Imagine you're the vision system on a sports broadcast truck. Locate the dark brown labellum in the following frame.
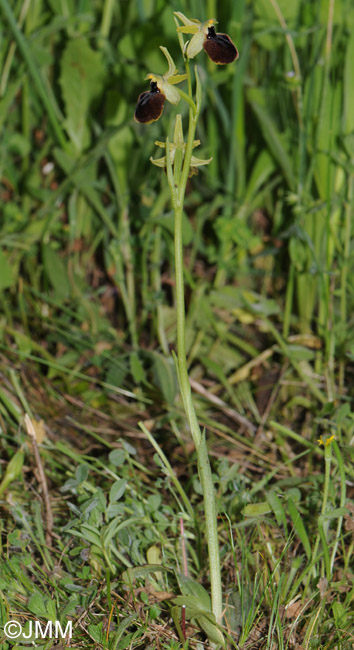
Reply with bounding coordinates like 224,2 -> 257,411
134,81 -> 165,124
203,25 -> 239,64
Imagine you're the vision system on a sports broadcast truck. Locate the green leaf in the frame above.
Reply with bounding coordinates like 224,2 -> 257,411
150,352 -> 177,404
242,501 -> 272,517
130,352 -> 146,385
0,249 -> 15,291
344,30 -> 354,137
172,596 -> 224,646
109,479 -> 127,503
319,507 -> 348,521
60,38 -> 105,153
46,599 -> 57,622
75,464 -> 89,483
332,601 -> 347,627
0,449 -> 25,498
122,564 -> 174,584
244,149 -> 275,202
196,612 -> 225,646
71,524 -> 101,547
42,244 -> 71,300
289,237 -> 312,272
247,87 -> 295,190
104,517 -> 138,547
287,497 -> 311,559
314,80 -> 342,199
287,345 -> 315,362
88,623 -> 104,643
28,593 -> 46,617
266,490 -> 288,533
108,449 -> 126,467
176,575 -> 212,612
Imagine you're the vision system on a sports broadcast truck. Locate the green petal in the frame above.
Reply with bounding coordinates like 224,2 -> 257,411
176,25 -> 199,34
173,114 -> 184,148
154,140 -> 167,149
174,12 -> 200,26
186,32 -> 205,59
150,156 -> 167,167
168,74 -> 188,85
150,147 -> 176,166
190,155 -> 213,166
160,80 -> 180,105
159,46 -> 177,78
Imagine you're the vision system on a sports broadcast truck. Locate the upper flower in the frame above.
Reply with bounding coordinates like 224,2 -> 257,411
174,12 -> 239,64
134,47 -> 187,124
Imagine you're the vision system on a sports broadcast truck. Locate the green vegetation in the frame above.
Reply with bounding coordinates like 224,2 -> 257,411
0,0 -> 353,648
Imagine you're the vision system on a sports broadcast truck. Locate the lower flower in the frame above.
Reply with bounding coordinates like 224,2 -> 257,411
134,81 -> 165,124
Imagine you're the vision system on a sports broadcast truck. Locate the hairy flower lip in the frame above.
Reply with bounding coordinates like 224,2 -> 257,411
134,80 -> 165,124
203,25 -> 239,64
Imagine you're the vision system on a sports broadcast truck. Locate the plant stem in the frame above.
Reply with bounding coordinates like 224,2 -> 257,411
330,441 -> 346,574
168,60 -> 223,627
100,0 -> 115,39
304,439 -> 333,596
339,174 -> 353,390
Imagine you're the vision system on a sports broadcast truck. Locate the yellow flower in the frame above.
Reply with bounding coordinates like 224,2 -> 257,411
317,435 -> 336,446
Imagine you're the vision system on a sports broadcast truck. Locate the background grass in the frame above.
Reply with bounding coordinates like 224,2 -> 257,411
0,0 -> 354,648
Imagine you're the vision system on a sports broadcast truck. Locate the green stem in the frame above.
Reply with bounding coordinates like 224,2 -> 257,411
100,0 -> 115,39
330,441 -> 346,574
0,0 -> 31,96
304,439 -> 333,595
167,60 -> 223,627
139,421 -> 194,520
152,226 -> 169,356
283,262 -> 295,339
176,87 -> 197,114
339,174 -> 353,390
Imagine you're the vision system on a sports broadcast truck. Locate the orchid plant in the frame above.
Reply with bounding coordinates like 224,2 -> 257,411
135,12 -> 238,646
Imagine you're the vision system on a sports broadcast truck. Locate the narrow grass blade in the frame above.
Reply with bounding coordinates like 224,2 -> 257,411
0,0 -> 68,150
287,497 -> 311,560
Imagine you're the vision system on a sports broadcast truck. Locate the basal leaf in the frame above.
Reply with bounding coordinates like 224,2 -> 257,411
176,574 -> 212,612
60,38 -> 105,153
